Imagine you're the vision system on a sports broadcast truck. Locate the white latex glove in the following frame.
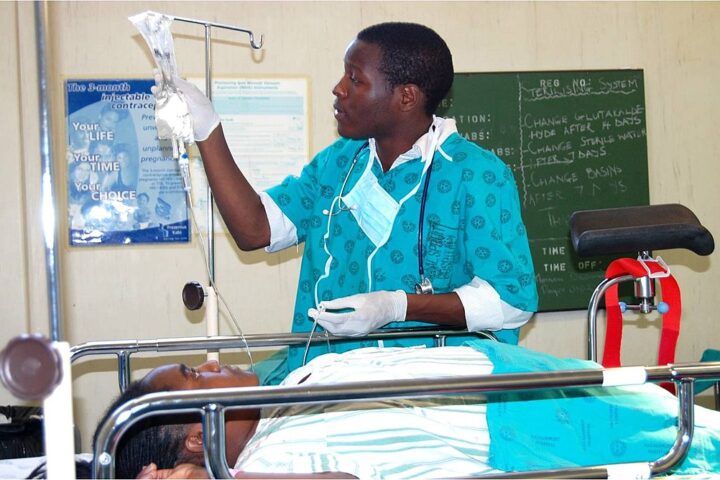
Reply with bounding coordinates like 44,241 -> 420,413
308,290 -> 407,337
151,71 -> 220,142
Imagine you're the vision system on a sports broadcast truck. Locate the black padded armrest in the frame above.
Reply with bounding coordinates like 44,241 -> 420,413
570,203 -> 715,257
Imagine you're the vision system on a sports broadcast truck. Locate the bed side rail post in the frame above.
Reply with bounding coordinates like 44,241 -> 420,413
117,351 -> 131,392
587,275 -> 633,361
203,403 -> 233,479
650,377 -> 695,474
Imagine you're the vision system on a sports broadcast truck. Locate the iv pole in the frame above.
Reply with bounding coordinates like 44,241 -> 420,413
171,15 -> 263,360
37,1 -> 76,477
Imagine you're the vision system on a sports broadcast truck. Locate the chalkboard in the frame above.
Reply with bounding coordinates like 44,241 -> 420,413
437,70 -> 649,311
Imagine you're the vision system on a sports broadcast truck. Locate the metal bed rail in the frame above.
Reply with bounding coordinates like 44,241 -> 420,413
93,360 -> 720,479
70,327 -> 495,391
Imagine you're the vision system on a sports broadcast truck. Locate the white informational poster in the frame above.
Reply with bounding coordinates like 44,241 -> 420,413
188,77 -> 310,232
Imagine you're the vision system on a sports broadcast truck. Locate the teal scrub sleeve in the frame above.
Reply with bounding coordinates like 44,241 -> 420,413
265,151 -> 323,244
461,150 -> 538,314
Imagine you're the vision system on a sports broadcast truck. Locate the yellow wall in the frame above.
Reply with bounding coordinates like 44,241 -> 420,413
2,1 -> 719,450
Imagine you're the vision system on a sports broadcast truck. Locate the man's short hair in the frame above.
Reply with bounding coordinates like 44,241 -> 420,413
357,22 -> 454,115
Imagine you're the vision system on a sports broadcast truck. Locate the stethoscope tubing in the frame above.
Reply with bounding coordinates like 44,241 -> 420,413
417,155 -> 433,280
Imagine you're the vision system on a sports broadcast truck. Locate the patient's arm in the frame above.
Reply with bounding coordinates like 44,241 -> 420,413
235,471 -> 357,479
136,463 -> 204,479
136,462 -> 357,479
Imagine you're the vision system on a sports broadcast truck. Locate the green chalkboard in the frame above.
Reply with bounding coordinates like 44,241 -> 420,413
438,70 -> 649,311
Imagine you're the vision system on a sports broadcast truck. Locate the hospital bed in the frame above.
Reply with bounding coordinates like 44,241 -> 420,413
0,344 -> 720,478
75,331 -> 719,479
11,326 -> 709,478
4,327 -> 720,479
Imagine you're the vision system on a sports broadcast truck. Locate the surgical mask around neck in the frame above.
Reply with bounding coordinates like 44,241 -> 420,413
341,167 -> 400,247
342,122 -> 442,248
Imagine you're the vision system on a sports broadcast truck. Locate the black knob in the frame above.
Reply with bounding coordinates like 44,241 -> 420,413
182,281 -> 206,310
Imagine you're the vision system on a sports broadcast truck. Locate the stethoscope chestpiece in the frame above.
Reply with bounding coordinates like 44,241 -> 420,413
415,277 -> 434,295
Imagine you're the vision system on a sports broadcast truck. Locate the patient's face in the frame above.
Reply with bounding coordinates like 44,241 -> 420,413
143,360 -> 259,391
142,360 -> 260,464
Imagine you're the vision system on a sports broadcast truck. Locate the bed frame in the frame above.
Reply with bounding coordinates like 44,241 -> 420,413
70,329 -> 720,479
70,326 -> 494,392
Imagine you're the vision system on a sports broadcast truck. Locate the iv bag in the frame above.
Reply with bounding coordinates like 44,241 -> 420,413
129,11 -> 194,143
129,11 -> 178,89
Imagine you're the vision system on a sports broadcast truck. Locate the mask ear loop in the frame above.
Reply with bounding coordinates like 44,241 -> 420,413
304,194 -> 343,365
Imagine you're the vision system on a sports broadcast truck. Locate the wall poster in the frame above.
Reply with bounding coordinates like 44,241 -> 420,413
65,78 -> 189,246
186,77 -> 310,232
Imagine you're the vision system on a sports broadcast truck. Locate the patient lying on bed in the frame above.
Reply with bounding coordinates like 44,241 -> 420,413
86,341 -> 720,479
95,346 -> 497,479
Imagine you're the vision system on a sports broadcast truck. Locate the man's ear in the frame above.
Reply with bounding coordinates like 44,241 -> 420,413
397,84 -> 425,113
184,423 -> 205,455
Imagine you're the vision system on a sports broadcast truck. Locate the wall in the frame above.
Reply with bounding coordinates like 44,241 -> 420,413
2,1 -> 719,451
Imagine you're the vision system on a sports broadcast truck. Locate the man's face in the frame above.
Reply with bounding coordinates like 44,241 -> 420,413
332,39 -> 398,140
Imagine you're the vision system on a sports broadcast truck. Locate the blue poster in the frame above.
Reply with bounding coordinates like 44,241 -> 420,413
65,79 -> 189,246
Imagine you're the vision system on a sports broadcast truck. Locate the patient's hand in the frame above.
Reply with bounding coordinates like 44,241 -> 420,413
136,462 -> 358,479
136,463 -> 209,479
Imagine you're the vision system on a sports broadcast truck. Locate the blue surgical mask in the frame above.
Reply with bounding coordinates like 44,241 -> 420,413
343,123 -> 442,249
342,165 -> 400,247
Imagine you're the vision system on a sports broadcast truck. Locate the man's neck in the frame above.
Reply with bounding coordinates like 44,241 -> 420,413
374,116 -> 433,171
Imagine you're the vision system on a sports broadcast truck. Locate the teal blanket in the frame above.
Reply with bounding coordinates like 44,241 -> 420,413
464,340 -> 720,475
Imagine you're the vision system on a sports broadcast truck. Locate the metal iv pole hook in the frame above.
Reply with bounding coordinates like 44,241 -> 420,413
171,15 -> 264,49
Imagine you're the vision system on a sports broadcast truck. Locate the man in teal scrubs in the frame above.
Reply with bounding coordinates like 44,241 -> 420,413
154,22 -> 538,380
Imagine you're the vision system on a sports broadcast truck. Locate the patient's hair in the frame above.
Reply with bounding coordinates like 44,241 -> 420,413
357,22 -> 454,116
26,380 -> 194,479
92,379 -> 197,478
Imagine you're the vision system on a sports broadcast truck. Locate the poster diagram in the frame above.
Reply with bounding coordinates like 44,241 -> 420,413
186,77 -> 309,233
65,79 -> 189,246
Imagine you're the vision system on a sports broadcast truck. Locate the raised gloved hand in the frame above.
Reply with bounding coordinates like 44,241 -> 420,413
151,71 -> 220,142
308,290 -> 407,337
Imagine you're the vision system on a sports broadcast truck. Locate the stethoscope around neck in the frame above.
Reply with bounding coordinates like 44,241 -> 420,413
326,140 -> 436,296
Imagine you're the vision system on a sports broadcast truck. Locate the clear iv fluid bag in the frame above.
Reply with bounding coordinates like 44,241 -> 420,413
129,11 -> 194,143
129,11 -> 178,87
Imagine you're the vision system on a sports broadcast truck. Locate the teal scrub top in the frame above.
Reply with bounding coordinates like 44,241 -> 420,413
264,133 -> 538,376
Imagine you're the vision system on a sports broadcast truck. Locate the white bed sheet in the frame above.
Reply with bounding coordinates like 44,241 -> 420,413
0,453 -> 92,479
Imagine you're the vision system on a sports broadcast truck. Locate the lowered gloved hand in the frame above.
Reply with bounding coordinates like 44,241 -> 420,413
308,290 -> 407,337
151,71 -> 220,142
